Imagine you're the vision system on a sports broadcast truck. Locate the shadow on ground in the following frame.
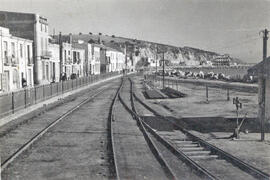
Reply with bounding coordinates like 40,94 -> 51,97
142,115 -> 270,135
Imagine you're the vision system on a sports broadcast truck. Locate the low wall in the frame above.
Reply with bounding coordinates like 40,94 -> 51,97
0,72 -> 120,119
147,75 -> 258,93
175,66 -> 251,78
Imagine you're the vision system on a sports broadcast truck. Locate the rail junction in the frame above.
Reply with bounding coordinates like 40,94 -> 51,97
0,75 -> 269,180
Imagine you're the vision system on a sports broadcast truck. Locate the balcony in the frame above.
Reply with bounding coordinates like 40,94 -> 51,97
3,56 -> 14,66
41,50 -> 52,59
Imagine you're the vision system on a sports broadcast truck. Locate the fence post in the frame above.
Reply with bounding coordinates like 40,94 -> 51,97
206,85 -> 209,103
43,85 -> 45,100
24,88 -> 27,108
50,83 -> 53,97
227,89 -> 230,101
62,81 -> 64,94
11,92 -> 15,114
177,80 -> 178,91
56,82 -> 59,95
34,87 -> 37,104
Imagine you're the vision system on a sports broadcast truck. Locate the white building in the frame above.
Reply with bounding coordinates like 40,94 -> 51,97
0,26 -> 34,92
72,40 -> 92,76
62,42 -> 72,79
92,45 -> 101,75
106,48 -> 125,73
71,47 -> 84,78
48,42 -> 60,82
0,11 -> 51,85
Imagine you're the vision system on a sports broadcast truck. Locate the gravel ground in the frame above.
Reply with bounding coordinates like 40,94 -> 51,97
1,79 -> 120,180
132,75 -> 270,178
152,80 -> 258,118
112,79 -> 169,179
134,97 -> 202,180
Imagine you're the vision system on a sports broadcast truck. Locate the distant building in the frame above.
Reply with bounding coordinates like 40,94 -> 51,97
212,55 -> 231,66
106,47 -> 125,73
248,57 -> 270,123
71,47 -> 84,78
0,26 -> 34,92
0,11 -> 51,85
48,40 -> 60,82
71,39 -> 92,76
92,45 -> 101,75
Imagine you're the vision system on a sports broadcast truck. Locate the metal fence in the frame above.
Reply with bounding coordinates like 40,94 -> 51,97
0,72 -> 120,118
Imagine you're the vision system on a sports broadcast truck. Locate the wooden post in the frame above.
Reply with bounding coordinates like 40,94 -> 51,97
24,88 -> 27,108
260,78 -> 266,141
206,85 -> 209,103
62,81 -> 64,94
34,87 -> 37,104
177,80 -> 179,91
11,92 -> 14,114
227,89 -> 230,101
56,82 -> 59,95
50,83 -> 53,97
43,85 -> 45,100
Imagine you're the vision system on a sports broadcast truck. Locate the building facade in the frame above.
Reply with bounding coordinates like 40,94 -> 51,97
71,40 -> 92,76
48,42 -> 60,82
0,11 -> 51,85
71,47 -> 84,78
0,26 -> 34,92
212,55 -> 231,66
92,45 -> 101,75
106,49 -> 125,73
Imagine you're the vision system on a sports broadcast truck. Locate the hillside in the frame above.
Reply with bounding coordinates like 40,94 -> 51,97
66,33 -> 243,66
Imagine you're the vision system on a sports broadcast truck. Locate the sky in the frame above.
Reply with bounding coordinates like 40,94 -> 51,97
1,0 -> 270,63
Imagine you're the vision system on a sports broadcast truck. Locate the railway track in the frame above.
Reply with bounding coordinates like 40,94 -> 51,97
110,77 -> 176,179
0,85 -> 110,172
126,77 -> 270,180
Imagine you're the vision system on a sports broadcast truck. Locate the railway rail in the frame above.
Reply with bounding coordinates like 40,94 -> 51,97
126,77 -> 270,180
0,85 -> 110,172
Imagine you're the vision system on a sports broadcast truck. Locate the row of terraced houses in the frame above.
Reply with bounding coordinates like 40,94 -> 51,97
0,11 -> 133,93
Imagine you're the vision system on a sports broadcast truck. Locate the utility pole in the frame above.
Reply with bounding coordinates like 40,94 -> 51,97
162,52 -> 165,89
155,44 -> 158,81
259,29 -> 268,141
263,29 -> 268,60
59,32 -> 63,81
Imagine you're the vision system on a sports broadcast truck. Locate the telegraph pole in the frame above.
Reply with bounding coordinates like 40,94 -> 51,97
59,32 -> 63,81
263,29 -> 268,60
260,29 -> 268,141
155,44 -> 158,81
162,52 -> 165,89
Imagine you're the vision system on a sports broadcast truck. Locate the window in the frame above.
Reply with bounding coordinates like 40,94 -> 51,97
11,42 -> 15,57
73,51 -> 77,63
42,61 -> 45,79
27,45 -> 31,64
20,44 -> 23,58
64,50 -> 67,62
3,41 -> 8,63
46,64 -> 49,80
